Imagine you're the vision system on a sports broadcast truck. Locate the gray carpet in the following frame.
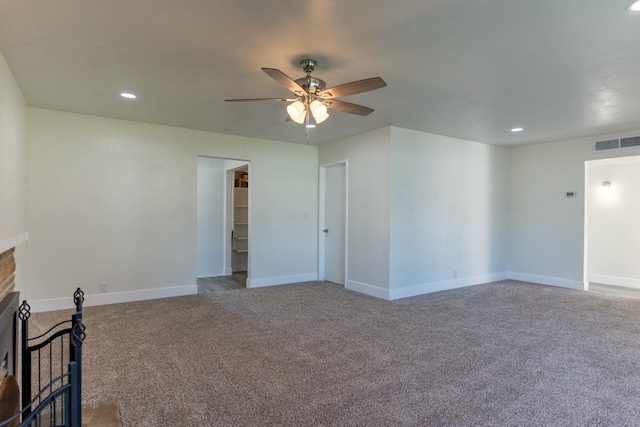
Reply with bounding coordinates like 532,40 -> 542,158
30,280 -> 640,426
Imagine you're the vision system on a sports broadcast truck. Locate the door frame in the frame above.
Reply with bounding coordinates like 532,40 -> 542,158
318,160 -> 349,283
584,154 -> 640,292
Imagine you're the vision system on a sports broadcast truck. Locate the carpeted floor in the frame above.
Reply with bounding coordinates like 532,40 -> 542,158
30,280 -> 640,426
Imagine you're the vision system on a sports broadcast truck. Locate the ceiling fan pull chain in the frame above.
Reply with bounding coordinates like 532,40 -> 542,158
306,128 -> 310,144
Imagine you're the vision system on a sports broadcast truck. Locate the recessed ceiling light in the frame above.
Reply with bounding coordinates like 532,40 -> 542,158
120,92 -> 137,99
627,0 -> 640,11
511,127 -> 524,132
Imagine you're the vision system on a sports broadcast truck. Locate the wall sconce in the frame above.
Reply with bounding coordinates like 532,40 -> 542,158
602,181 -> 612,187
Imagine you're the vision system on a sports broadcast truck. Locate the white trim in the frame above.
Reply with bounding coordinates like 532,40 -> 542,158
223,267 -> 233,276
345,280 -> 390,299
587,154 -> 640,166
0,232 -> 29,254
30,285 -> 198,313
347,272 -> 585,301
225,168 -> 234,279
583,161 -> 590,291
588,274 -> 640,289
508,272 -> 584,290
247,272 -> 318,288
344,161 -> 349,286
389,272 -> 510,300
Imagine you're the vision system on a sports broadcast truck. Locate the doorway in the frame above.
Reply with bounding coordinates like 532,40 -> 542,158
230,166 -> 249,275
196,157 -> 249,293
584,155 -> 640,296
319,161 -> 348,285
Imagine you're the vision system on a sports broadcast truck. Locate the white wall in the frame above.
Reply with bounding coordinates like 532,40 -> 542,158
509,133 -> 640,289
389,127 -> 509,298
196,156 -> 226,278
318,128 -> 391,294
586,156 -> 640,288
0,51 -> 29,294
319,126 -> 509,300
27,108 -> 318,305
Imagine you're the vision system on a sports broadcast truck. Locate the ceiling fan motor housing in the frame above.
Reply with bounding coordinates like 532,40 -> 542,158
294,76 -> 326,95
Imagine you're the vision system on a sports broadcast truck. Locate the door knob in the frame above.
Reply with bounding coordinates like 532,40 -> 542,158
322,229 -> 329,233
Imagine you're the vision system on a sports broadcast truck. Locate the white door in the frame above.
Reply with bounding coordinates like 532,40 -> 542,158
323,164 -> 346,285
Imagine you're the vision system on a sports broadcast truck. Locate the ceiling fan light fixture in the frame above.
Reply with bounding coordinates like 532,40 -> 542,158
287,101 -> 306,124
310,100 -> 326,116
310,100 -> 329,124
226,59 -> 386,142
314,111 -> 330,124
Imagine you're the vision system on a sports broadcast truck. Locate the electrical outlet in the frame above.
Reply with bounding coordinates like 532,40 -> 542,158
99,282 -> 108,293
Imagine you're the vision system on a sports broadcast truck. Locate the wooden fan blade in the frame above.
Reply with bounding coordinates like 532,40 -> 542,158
262,68 -> 307,95
225,97 -> 296,102
319,77 -> 387,99
325,100 -> 374,116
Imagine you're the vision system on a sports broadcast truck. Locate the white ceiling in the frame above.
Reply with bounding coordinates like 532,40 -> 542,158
1,0 -> 640,147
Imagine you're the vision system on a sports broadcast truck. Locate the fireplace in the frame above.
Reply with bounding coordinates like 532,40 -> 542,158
0,247 -> 18,383
0,248 -> 16,305
0,234 -> 88,426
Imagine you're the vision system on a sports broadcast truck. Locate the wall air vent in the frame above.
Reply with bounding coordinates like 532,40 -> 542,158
594,139 -> 620,152
595,136 -> 640,152
620,136 -> 640,148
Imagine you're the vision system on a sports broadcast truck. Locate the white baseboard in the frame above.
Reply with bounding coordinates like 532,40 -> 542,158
247,272 -> 318,288
388,272 -> 510,300
508,272 -> 584,290
588,274 -> 640,289
345,280 -> 390,299
30,285 -> 198,313
224,267 -> 233,276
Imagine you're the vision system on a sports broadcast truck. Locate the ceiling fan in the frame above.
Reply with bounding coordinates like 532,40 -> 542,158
225,59 -> 387,142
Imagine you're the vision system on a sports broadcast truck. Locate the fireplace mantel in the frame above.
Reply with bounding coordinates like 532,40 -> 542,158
0,232 -> 28,254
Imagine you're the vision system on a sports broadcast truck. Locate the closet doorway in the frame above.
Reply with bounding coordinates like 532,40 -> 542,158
230,166 -> 249,276
196,157 -> 250,293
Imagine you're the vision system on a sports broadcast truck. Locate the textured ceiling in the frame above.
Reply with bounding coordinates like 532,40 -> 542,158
1,0 -> 640,146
